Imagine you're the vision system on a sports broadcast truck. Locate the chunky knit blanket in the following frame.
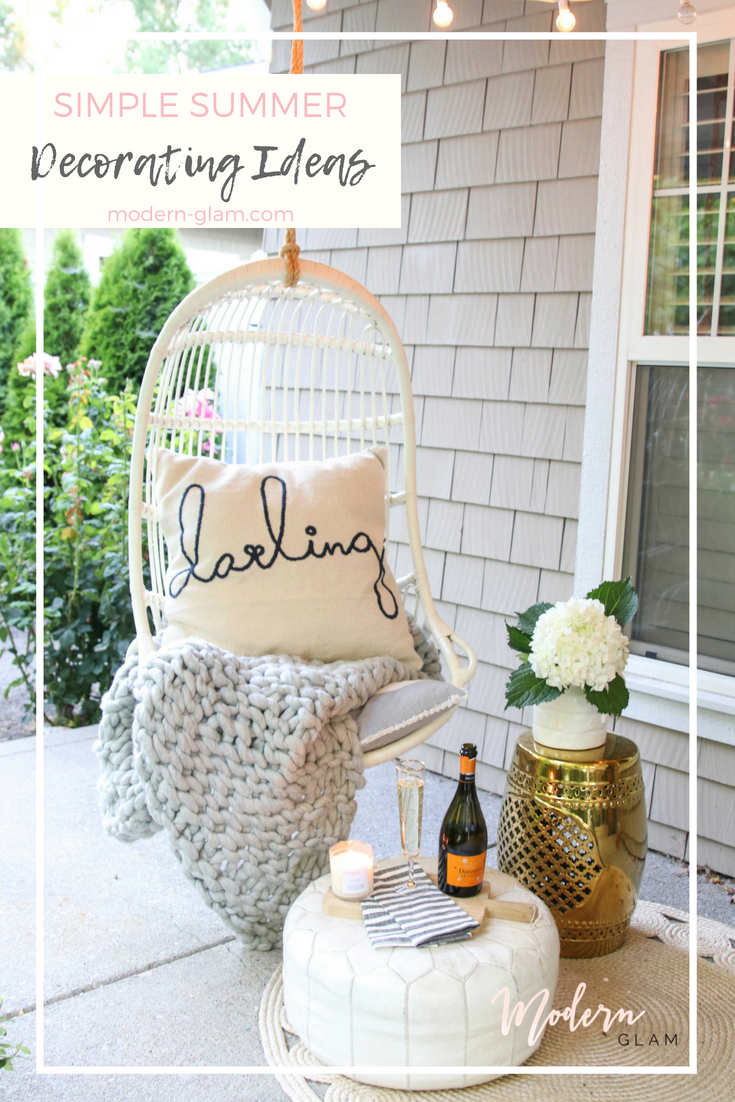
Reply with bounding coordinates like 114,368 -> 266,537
95,620 -> 440,950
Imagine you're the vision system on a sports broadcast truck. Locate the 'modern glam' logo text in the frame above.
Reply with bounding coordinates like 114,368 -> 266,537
492,982 -> 646,1047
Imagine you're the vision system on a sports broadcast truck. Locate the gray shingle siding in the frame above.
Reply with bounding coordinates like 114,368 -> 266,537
264,0 -> 733,872
266,1 -> 601,785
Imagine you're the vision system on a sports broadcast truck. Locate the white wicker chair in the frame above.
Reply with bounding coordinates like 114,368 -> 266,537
128,257 -> 477,766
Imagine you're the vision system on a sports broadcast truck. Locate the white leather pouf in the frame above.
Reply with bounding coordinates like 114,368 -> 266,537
282,859 -> 560,1091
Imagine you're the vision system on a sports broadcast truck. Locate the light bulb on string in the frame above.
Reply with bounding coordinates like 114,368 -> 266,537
433,1 -> 454,28
556,0 -> 576,32
678,1 -> 697,23
306,0 -> 328,11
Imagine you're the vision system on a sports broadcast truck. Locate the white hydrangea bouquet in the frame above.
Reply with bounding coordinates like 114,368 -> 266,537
504,578 -> 638,716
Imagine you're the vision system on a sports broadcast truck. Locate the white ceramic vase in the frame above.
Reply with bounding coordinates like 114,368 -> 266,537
532,685 -> 608,752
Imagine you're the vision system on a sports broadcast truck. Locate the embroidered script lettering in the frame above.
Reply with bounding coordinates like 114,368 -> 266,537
169,476 -> 399,620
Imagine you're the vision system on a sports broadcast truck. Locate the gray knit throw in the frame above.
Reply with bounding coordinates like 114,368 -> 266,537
95,619 -> 441,950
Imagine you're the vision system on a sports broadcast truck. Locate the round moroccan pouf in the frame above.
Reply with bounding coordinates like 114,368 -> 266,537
281,859 -> 560,1090
263,902 -> 735,1102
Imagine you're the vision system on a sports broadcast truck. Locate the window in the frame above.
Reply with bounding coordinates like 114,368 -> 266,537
622,38 -> 735,680
623,363 -> 735,677
646,42 -> 732,336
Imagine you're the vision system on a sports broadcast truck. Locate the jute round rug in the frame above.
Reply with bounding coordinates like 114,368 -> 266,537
258,901 -> 735,1100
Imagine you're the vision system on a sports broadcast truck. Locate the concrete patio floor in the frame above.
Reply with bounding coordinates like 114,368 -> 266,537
1,724 -> 733,1100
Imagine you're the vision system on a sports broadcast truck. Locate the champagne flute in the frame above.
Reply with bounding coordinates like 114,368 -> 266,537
395,759 -> 425,889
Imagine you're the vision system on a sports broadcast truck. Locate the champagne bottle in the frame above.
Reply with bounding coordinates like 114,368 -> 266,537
438,743 -> 488,897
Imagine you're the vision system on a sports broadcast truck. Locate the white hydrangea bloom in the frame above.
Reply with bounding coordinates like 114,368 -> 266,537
529,598 -> 629,692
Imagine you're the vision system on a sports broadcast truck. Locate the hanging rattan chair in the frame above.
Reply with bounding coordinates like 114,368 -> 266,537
127,256 -> 477,766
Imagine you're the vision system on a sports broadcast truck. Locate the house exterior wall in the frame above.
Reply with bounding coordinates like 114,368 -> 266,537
595,0 -> 735,877
265,0 -> 735,875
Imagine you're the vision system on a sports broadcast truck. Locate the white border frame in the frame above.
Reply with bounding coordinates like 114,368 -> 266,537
32,25 -> 699,1081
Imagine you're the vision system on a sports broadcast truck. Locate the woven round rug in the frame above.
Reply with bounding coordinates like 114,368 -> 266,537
259,901 -> 735,1101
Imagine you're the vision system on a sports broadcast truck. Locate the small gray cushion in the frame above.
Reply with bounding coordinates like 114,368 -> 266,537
357,680 -> 467,752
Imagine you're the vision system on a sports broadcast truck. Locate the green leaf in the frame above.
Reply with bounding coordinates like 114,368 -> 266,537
586,577 -> 638,629
506,623 -> 532,654
505,663 -> 562,710
516,602 -> 552,637
584,675 -> 629,715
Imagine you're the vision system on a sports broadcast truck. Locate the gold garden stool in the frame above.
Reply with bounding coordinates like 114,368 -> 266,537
497,732 -> 648,958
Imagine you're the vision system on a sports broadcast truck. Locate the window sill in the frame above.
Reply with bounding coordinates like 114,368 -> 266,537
628,335 -> 735,365
624,671 -> 688,736
624,656 -> 735,746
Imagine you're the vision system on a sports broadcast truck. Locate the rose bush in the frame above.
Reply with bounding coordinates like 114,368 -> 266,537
0,429 -> 36,716
44,359 -> 141,725
1,353 -> 146,726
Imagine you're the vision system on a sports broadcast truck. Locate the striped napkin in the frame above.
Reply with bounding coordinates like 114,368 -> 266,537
361,864 -> 480,948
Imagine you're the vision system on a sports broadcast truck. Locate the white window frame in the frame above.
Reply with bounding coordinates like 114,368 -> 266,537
577,7 -> 735,745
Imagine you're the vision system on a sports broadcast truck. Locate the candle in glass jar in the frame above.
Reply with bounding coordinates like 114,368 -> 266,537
329,841 -> 374,901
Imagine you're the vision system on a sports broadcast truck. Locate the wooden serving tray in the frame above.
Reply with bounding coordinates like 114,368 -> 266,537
322,857 -> 537,928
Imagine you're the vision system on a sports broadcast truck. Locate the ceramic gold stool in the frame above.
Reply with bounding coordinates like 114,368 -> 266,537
497,732 -> 648,958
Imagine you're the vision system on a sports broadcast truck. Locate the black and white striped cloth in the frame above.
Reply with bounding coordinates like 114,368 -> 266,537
361,864 -> 480,948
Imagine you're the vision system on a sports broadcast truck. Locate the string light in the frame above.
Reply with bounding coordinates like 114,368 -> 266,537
433,1 -> 454,28
306,0 -> 328,11
556,0 -> 576,32
678,1 -> 697,23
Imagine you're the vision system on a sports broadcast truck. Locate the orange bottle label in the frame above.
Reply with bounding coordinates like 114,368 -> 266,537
460,755 -> 476,775
446,851 -> 486,888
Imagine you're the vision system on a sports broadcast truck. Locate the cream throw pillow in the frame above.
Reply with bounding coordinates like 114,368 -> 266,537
156,447 -> 421,669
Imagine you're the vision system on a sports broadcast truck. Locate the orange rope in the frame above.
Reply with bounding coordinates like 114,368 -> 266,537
290,0 -> 303,75
280,0 -> 302,286
280,227 -> 300,287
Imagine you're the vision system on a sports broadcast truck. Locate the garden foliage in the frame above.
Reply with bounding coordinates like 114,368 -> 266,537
1,356 -> 142,727
125,0 -> 256,73
44,361 -> 140,725
79,228 -> 194,392
0,997 -> 29,1070
4,230 -> 92,440
0,3 -> 28,71
0,229 -> 33,409
0,228 -> 183,725
44,229 -> 92,371
0,432 -> 35,717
